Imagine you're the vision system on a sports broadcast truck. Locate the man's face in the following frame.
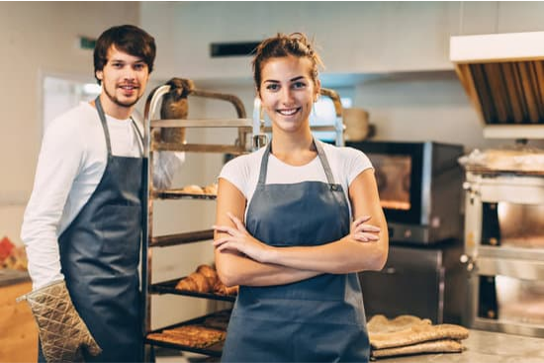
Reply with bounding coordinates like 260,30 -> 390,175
95,45 -> 150,110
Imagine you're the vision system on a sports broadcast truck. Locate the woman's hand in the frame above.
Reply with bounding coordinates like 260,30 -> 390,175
350,215 -> 381,242
213,212 -> 272,263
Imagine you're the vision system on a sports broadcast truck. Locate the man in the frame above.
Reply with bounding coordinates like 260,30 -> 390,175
20,25 -> 183,362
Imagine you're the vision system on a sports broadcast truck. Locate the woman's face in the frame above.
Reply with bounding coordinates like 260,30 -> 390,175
258,55 -> 320,134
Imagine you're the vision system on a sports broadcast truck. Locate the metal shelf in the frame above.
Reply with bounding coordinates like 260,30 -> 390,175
145,310 -> 231,357
152,190 -> 217,200
150,278 -> 236,302
150,229 -> 214,248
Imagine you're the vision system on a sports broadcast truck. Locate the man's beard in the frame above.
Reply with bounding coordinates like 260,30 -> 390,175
103,83 -> 140,108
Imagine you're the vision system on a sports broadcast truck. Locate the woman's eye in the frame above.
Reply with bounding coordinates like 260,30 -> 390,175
266,84 -> 279,91
293,82 -> 306,89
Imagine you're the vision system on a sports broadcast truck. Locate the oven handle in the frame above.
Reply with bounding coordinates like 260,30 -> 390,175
477,257 -> 544,280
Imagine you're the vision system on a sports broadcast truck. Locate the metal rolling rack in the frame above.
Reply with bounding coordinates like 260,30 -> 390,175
141,81 -> 256,359
141,85 -> 345,359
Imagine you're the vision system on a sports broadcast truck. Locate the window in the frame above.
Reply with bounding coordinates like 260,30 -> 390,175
42,76 -> 100,135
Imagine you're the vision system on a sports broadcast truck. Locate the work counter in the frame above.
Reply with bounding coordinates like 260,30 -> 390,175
0,270 -> 38,363
381,328 -> 544,363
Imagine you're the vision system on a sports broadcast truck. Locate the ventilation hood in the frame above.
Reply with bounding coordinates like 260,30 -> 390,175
450,31 -> 544,139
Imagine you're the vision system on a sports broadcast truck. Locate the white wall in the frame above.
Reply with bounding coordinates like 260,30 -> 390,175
0,2 -> 140,245
142,2 -> 544,151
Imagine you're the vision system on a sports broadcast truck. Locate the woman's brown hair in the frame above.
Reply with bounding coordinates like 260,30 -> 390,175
252,32 -> 323,93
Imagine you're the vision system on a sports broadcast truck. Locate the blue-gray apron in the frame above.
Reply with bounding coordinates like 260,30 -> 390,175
221,140 -> 369,363
38,97 -> 144,362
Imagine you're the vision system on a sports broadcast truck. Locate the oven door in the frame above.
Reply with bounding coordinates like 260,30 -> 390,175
469,257 -> 544,337
347,141 -> 425,225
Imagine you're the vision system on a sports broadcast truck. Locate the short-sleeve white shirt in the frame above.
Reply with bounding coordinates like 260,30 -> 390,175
219,141 -> 373,219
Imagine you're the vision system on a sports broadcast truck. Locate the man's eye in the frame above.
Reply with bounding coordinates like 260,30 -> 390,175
293,82 -> 306,89
134,64 -> 146,71
111,63 -> 123,68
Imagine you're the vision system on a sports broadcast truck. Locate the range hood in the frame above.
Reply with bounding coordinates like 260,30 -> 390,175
450,31 -> 544,139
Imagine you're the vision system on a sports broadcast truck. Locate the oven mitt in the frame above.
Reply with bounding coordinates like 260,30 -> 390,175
17,280 -> 102,362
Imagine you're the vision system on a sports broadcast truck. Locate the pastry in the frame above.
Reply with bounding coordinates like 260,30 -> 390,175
203,183 -> 218,195
175,272 -> 211,293
148,325 -> 225,348
181,185 -> 204,194
196,264 -> 218,286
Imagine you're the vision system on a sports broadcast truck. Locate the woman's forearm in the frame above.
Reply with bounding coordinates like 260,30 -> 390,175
215,251 -> 322,287
262,235 -> 388,274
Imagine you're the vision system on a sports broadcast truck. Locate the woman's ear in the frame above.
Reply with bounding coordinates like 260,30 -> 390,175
96,71 -> 103,81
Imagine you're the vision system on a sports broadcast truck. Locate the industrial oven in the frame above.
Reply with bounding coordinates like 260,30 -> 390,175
451,31 -> 544,337
347,140 -> 466,324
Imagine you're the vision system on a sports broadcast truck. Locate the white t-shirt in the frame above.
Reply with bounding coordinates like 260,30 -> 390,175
21,102 -> 184,289
219,141 -> 373,219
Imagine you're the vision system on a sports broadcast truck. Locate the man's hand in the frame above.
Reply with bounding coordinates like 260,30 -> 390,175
18,280 -> 101,362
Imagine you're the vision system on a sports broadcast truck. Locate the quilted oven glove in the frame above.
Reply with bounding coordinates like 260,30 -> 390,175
17,280 -> 102,362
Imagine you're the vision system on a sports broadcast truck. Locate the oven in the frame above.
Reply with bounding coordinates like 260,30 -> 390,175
450,31 -> 544,337
347,141 -> 464,244
462,171 -> 544,337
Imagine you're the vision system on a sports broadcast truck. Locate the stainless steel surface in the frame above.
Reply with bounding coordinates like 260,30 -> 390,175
382,329 -> 544,363
360,242 -> 465,325
151,119 -> 253,128
463,171 -> 544,337
450,32 -> 544,139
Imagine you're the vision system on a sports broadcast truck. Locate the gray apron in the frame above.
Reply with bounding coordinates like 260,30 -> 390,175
221,140 -> 369,363
39,97 -> 144,362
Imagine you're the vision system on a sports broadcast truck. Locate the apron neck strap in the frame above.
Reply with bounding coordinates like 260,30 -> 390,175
130,119 -> 144,155
95,96 -> 112,156
95,97 -> 144,156
257,138 -> 337,186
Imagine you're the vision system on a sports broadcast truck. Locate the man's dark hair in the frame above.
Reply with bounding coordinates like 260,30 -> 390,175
93,24 -> 156,84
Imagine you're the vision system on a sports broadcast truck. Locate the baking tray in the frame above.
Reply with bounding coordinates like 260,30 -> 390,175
145,310 -> 231,357
153,189 -> 217,200
150,278 -> 236,302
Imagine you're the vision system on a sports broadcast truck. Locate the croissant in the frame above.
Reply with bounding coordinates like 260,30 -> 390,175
175,275 -> 198,291
196,264 -> 218,286
213,279 -> 239,296
176,272 -> 211,293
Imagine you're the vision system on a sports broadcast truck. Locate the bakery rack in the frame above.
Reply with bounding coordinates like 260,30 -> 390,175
141,81 -> 346,360
141,79 -> 255,360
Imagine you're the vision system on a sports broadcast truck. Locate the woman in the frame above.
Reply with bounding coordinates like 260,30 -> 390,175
213,32 -> 388,362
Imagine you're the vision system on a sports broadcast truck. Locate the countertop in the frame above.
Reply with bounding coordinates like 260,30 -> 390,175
0,269 -> 30,287
379,329 -> 544,363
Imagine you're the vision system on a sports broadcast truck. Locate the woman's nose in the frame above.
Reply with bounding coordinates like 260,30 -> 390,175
279,87 -> 293,104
